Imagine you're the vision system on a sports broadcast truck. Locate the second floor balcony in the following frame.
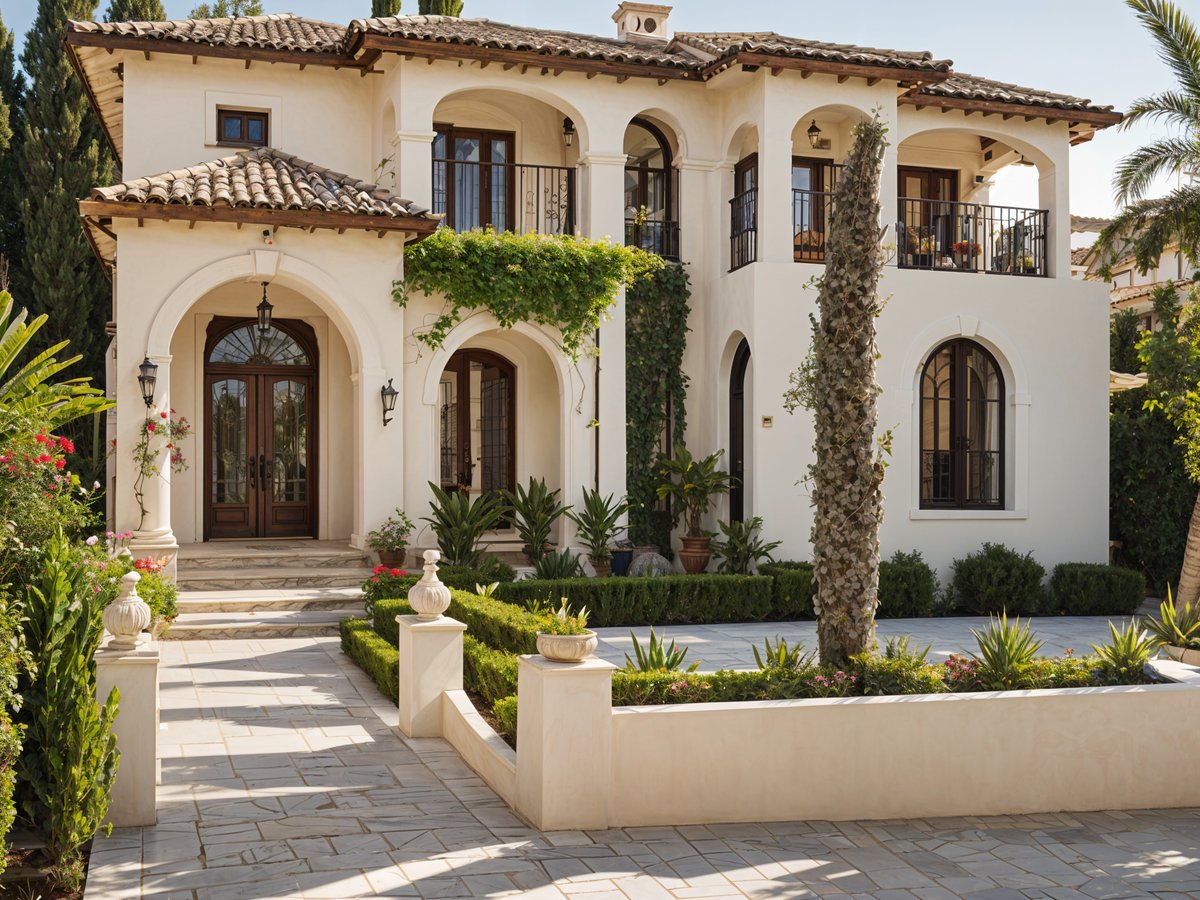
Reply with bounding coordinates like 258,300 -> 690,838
432,156 -> 577,237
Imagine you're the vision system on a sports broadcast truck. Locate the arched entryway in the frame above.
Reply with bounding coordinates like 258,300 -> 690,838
438,348 -> 516,497
204,317 -> 318,539
729,338 -> 751,522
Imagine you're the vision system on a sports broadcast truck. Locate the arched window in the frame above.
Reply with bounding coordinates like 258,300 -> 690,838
624,118 -> 678,259
920,339 -> 1004,509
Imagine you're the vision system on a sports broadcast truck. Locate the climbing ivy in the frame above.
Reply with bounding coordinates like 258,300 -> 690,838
394,227 -> 640,360
625,262 -> 691,551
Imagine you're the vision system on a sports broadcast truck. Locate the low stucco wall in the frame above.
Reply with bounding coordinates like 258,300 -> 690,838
441,690 -> 517,808
609,685 -> 1200,826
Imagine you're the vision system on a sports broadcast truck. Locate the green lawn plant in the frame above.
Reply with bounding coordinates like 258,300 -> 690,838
710,516 -> 780,574
503,477 -> 570,564
623,627 -> 698,673
423,482 -> 504,567
538,599 -> 590,636
533,548 -> 583,580
1092,619 -> 1157,683
655,446 -> 734,537
567,487 -> 629,564
1142,585 -> 1200,650
970,612 -> 1043,691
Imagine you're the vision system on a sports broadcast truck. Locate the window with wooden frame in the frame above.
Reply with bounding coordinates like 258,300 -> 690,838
730,154 -> 758,271
920,339 -> 1004,510
432,125 -> 517,233
792,157 -> 841,262
217,108 -> 269,148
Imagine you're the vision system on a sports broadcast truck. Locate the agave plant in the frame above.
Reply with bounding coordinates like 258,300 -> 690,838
970,612 -> 1043,691
567,488 -> 629,562
1142,586 -> 1200,650
623,627 -> 699,673
423,482 -> 504,567
883,635 -> 931,665
1092,619 -> 1156,681
752,636 -> 815,672
502,477 -> 570,563
533,548 -> 583,580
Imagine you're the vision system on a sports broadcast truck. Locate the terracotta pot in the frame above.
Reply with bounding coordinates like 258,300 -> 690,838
1164,645 -> 1200,666
378,549 -> 407,568
678,536 -> 712,575
536,631 -> 598,662
589,556 -> 612,578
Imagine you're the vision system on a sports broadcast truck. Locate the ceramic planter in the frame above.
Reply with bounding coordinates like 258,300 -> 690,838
378,549 -> 407,568
536,631 -> 598,662
589,555 -> 612,578
610,548 -> 633,577
678,535 -> 711,574
1164,645 -> 1200,666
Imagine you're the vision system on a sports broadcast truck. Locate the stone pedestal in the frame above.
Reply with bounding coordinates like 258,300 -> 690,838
515,655 -> 615,831
95,643 -> 160,826
396,615 -> 467,737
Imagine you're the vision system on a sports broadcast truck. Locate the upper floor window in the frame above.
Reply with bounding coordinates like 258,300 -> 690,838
729,154 -> 758,271
920,339 -> 1004,509
217,109 -> 269,148
792,158 -> 840,262
624,118 -> 678,260
432,125 -> 516,233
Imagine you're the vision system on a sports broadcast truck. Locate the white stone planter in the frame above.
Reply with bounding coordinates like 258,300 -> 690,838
104,571 -> 152,650
1164,645 -> 1200,666
536,631 -> 598,662
408,549 -> 451,620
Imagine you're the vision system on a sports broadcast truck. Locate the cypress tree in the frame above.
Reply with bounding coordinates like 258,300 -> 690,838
0,14 -> 25,294
372,0 -> 402,16
188,0 -> 264,17
105,0 -> 166,20
17,0 -> 112,392
418,0 -> 463,15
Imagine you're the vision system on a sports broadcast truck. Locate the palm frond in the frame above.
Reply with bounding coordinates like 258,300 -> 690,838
1127,0 -> 1200,102
1114,136 -> 1200,204
1095,182 -> 1200,275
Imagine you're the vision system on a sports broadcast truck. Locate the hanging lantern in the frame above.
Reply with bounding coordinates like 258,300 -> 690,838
257,281 -> 274,333
137,357 -> 158,408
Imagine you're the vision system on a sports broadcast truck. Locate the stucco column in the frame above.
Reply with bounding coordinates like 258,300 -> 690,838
758,114 -> 793,264
395,129 -> 436,211
129,353 -> 177,575
396,614 -> 467,738
515,654 -> 614,831
352,365 -> 395,550
1039,160 -> 1070,278
96,643 -> 159,826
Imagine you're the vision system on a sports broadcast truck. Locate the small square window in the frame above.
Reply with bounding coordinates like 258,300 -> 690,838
217,109 -> 269,148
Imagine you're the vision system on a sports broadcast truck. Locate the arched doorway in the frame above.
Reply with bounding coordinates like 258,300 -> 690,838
439,349 -> 516,497
204,317 -> 318,539
729,338 -> 751,522
624,117 -> 678,258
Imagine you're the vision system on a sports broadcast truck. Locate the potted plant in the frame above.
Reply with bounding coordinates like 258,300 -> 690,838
656,447 -> 735,574
567,488 -> 630,577
710,516 -> 781,575
423,482 -> 505,567
503,477 -> 571,564
367,508 -> 415,568
536,599 -> 596,662
1143,587 -> 1200,665
951,240 -> 981,269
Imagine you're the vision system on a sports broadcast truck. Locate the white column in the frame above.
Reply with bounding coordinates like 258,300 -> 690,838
353,365 -> 395,550
1040,159 -> 1070,278
396,129 -> 436,210
396,614 -> 467,738
129,353 -> 177,578
96,643 -> 159,827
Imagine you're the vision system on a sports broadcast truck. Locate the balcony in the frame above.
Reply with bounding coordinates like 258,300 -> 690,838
431,158 -> 576,236
729,188 -> 758,271
625,218 -> 680,261
792,188 -> 834,263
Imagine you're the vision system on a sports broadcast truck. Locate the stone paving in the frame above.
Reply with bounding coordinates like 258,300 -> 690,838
591,617 -> 1134,672
85,634 -> 1200,900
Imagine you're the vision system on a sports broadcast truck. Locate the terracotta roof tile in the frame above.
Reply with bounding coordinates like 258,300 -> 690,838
671,31 -> 952,73
1072,245 -> 1094,267
920,73 -> 1116,115
68,14 -> 347,54
92,147 -> 434,220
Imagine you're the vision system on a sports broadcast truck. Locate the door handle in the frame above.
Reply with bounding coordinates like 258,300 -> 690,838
259,454 -> 269,487
248,455 -> 257,490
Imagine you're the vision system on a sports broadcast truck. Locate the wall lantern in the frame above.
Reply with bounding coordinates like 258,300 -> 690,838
137,357 -> 158,408
381,379 -> 399,427
256,281 -> 274,334
807,120 -> 830,150
562,117 -> 575,148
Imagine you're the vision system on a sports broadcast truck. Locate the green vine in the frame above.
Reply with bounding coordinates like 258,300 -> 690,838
625,262 -> 691,552
394,227 -> 641,360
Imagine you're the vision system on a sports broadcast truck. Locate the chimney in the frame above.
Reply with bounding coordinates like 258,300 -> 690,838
613,2 -> 672,43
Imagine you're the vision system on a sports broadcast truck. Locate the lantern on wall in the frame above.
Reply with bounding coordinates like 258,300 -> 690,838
137,357 -> 158,408
381,379 -> 399,427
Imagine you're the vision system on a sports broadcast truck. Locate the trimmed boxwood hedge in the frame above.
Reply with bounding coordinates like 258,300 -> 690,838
950,543 -> 1046,615
493,575 -> 774,626
758,562 -> 815,619
1048,563 -> 1145,616
877,551 -> 937,618
375,591 -> 541,655
340,618 -> 399,703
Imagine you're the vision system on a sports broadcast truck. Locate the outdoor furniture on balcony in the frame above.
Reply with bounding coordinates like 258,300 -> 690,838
896,198 -> 1048,276
431,158 -> 576,236
625,218 -> 680,261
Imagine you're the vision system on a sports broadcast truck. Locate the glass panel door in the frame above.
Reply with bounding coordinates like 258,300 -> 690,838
208,376 -> 256,538
262,376 -> 313,537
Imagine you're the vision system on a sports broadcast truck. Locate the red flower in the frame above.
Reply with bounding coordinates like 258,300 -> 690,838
58,437 -> 75,453
390,568 -> 401,577
146,422 -> 156,433
372,577 -> 380,583
160,411 -> 169,419
373,565 -> 386,575
55,458 -> 66,470
166,443 -> 173,449
34,434 -> 47,444
398,570 -> 408,577
35,454 -> 51,464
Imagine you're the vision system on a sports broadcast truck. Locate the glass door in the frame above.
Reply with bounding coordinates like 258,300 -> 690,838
438,349 -> 515,499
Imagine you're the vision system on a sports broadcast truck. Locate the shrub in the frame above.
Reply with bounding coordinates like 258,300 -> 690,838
375,592 -> 544,655
492,695 -> 518,738
1091,620 -> 1156,684
494,575 -> 774,627
622,628 -> 697,672
0,591 -> 29,879
877,551 -> 937,618
970,613 -> 1043,691
533,548 -> 583,580
1048,563 -> 1145,616
709,517 -> 780,574
362,560 -> 516,611
340,619 -> 398,703
759,562 -> 815,620
108,557 -> 179,622
463,635 -> 518,704
950,543 -> 1045,615
423,483 -> 505,566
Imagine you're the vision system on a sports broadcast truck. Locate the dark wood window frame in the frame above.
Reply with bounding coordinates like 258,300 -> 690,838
730,153 -> 759,271
432,124 -> 517,232
216,108 -> 270,149
624,117 -> 678,259
919,338 -> 1005,510
439,348 -> 517,498
728,338 -> 751,523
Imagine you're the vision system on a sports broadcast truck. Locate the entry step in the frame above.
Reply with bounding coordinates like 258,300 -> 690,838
162,608 -> 362,640
177,566 -> 373,591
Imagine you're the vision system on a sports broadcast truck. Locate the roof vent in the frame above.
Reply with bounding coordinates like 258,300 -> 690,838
613,2 -> 672,43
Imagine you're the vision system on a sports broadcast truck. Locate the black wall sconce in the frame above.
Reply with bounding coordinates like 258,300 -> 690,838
381,379 -> 398,426
137,357 -> 158,408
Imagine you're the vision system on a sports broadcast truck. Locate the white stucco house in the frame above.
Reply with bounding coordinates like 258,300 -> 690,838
68,4 -> 1120,578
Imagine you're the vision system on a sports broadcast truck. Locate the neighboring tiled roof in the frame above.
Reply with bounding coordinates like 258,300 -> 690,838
671,31 -> 952,73
91,147 -> 433,219
68,14 -> 347,55
1072,215 -> 1114,233
920,73 -> 1117,116
349,15 -> 698,69
1071,245 -> 1094,267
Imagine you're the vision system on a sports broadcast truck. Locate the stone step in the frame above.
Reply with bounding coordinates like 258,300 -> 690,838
176,587 -> 365,613
177,546 -> 369,571
176,566 -> 373,592
161,609 -> 362,641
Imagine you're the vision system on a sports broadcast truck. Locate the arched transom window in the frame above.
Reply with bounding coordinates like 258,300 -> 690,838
920,339 -> 1004,509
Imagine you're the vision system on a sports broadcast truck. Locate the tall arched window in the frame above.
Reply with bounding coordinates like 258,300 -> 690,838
623,118 -> 678,259
920,339 -> 1004,509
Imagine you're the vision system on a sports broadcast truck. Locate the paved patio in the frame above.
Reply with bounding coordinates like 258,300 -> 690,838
83,633 -> 1200,899
591,616 -> 1134,671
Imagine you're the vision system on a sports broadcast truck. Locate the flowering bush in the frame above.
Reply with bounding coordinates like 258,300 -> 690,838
952,240 -> 982,254
130,411 -> 191,528
367,509 -> 414,555
803,670 -> 857,698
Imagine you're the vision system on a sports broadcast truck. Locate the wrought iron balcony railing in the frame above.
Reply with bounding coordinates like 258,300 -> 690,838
729,188 -> 758,271
896,198 -> 1048,277
624,218 -> 680,261
431,158 -> 576,236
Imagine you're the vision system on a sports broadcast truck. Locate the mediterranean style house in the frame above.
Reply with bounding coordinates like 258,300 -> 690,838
68,4 -> 1120,578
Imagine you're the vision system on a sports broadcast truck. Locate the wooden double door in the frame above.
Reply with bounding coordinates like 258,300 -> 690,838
204,318 -> 317,540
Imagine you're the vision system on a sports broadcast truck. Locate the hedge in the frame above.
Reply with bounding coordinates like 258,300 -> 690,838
950,543 -> 1046,615
375,592 -> 541,655
758,563 -> 814,619
463,634 -> 518,705
877,552 -> 937,618
1048,563 -> 1145,616
494,575 -> 775,626
340,618 -> 398,703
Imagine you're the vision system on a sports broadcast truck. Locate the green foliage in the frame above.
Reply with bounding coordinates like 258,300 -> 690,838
0,12 -> 25,282
361,560 -> 515,609
492,695 -> 517,738
852,654 -> 945,696
758,562 -> 815,619
371,0 -> 401,15
752,636 -> 814,672
494,575 -> 774,627
188,0 -> 263,16
567,488 -> 629,560
367,508 -> 414,554
18,536 -> 119,890
532,548 -> 583,580
375,591 -> 542,654
709,516 -> 780,574
536,599 -> 591,636
340,618 -> 398,703
423,482 -> 504,566
1142,585 -> 1200,649
622,628 -> 697,673
626,262 -> 690,552
0,590 -> 29,879
133,569 -> 177,621
502,477 -> 569,563
950,543 -> 1046,615
396,228 -> 643,360
418,0 -> 463,13
1091,619 -> 1157,683
463,635 -> 517,704
1048,563 -> 1145,616
877,551 -> 937,618
105,0 -> 166,19
970,613 -> 1043,691
655,447 -> 734,537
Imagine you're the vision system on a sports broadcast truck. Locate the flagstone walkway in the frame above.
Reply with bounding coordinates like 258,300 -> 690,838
84,635 -> 1200,900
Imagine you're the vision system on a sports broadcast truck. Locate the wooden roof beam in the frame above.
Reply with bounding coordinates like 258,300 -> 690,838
66,31 -> 366,72
721,51 -> 952,86
898,92 -> 1122,128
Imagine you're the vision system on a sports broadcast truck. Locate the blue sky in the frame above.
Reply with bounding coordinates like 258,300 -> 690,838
2,0 -> 1197,222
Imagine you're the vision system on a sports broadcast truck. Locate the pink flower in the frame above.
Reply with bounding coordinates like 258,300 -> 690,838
146,422 -> 156,433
